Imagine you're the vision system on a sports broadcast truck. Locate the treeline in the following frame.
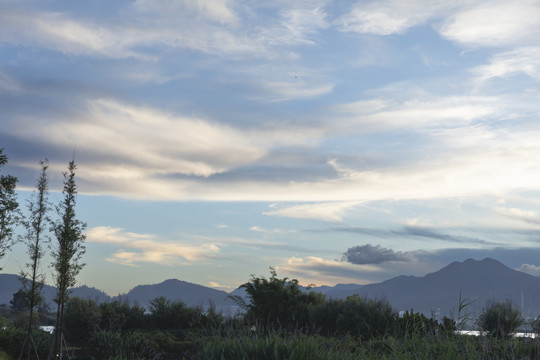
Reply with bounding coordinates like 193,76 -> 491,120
1,268 -> 539,359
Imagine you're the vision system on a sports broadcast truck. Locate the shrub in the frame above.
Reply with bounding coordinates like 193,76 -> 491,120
397,310 -> 440,338
0,327 -> 51,359
241,268 -> 325,330
63,297 -> 102,342
310,295 -> 396,339
477,300 -> 523,339
100,300 -> 146,331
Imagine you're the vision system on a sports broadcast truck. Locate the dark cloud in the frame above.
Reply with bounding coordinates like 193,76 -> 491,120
331,226 -> 390,237
331,225 -> 493,245
342,244 -> 413,265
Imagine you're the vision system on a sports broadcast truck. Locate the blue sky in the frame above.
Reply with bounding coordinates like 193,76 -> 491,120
3,0 -> 540,295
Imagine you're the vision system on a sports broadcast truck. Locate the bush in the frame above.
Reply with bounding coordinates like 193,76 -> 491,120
0,327 -> 51,359
100,300 -> 146,331
477,300 -> 523,339
241,268 -> 325,330
396,310 -> 440,338
310,295 -> 396,339
63,297 -> 102,342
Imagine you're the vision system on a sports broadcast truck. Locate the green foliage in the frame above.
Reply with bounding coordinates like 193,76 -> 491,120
99,300 -> 146,331
310,295 -> 397,339
9,289 -> 28,313
51,160 -> 87,306
148,296 -> 194,330
455,288 -> 476,331
64,297 -> 102,341
18,160 -> 51,359
477,300 -> 523,339
0,327 -> 51,359
0,148 -> 19,269
241,268 -> 325,330
50,159 -> 87,355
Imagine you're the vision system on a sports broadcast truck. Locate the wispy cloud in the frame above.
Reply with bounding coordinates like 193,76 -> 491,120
87,226 -> 219,266
264,202 -> 361,222
473,47 -> 540,85
494,207 -> 540,226
337,0 -> 455,35
279,256 -> 382,286
402,225 -> 490,244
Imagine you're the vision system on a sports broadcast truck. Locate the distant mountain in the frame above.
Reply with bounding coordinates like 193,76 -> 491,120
117,279 -> 235,309
2,258 -> 540,318
0,274 -> 111,307
336,258 -> 540,318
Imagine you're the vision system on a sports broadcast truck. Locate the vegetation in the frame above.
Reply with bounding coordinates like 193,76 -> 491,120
2,269 -> 540,359
50,159 -> 87,359
0,148 -> 19,270
18,160 -> 51,359
477,300 -> 524,339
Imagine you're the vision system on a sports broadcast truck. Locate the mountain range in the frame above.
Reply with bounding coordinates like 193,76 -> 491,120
2,258 -> 540,318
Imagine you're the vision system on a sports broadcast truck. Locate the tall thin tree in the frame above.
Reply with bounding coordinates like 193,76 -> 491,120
49,160 -> 86,360
19,159 -> 51,360
0,148 -> 19,270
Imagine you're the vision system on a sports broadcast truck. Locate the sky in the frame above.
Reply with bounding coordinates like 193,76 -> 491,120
3,0 -> 540,296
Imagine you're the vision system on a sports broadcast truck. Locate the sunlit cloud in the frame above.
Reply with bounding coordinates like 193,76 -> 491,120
87,226 -> 219,266
439,1 -> 540,47
208,281 -> 231,290
494,207 -> 540,226
278,256 -> 382,286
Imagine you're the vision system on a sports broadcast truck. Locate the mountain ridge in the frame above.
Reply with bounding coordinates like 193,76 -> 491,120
2,257 -> 540,317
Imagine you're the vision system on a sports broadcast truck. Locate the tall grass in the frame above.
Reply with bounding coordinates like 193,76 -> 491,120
193,328 -> 540,360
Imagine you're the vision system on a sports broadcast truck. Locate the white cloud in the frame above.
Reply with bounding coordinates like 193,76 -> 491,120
439,1 -> 540,47
0,3 -> 268,60
87,226 -> 219,266
473,47 -> 540,84
264,202 -> 360,222
262,80 -> 334,101
249,226 -> 297,234
337,0 -> 455,35
333,95 -> 497,131
132,0 -> 238,25
516,263 -> 540,275
10,98 -> 267,177
0,10 -> 144,59
494,207 -> 540,226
